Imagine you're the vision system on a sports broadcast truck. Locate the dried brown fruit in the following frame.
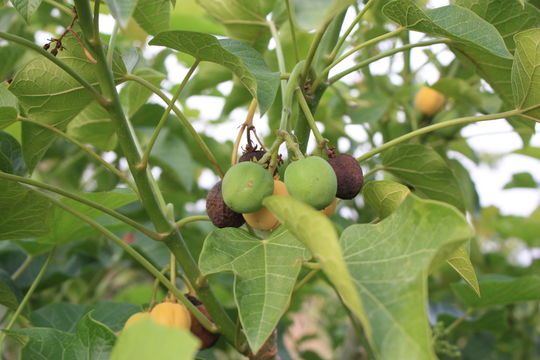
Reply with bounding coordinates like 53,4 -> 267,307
185,294 -> 220,350
206,181 -> 245,228
328,154 -> 364,200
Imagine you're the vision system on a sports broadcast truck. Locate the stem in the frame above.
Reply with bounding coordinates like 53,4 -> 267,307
268,21 -> 288,110
328,0 -> 378,63
231,99 -> 258,166
311,28 -> 404,93
279,130 -> 304,160
0,32 -> 105,104
170,253 -> 176,291
280,61 -> 305,131
39,190 -> 217,333
329,39 -> 448,85
295,88 -> 326,149
357,109 -> 522,163
123,74 -> 224,177
42,0 -> 73,16
293,269 -> 320,292
139,60 -> 200,171
284,0 -> 299,63
74,0 -> 238,347
301,17 -> 334,83
0,171 -> 159,241
17,116 -> 137,193
11,255 -> 34,280
106,21 -> 119,68
175,215 -> 210,229
149,266 -> 170,309
0,248 -> 56,350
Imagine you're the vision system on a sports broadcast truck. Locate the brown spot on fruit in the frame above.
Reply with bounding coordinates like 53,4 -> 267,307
185,294 -> 220,350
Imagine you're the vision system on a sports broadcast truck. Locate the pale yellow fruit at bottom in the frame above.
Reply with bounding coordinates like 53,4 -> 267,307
123,312 -> 151,330
150,302 -> 191,329
243,180 -> 288,231
414,86 -> 445,116
320,199 -> 338,217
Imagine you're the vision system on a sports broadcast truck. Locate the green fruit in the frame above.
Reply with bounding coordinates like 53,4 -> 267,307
222,162 -> 274,213
284,156 -> 337,209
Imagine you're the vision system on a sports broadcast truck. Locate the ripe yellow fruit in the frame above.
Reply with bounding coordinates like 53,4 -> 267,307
123,312 -> 151,329
414,86 -> 445,116
150,302 -> 191,329
243,180 -> 288,231
320,199 -> 338,217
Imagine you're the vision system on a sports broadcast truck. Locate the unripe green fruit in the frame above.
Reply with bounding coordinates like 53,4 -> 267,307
284,156 -> 337,210
222,162 -> 274,213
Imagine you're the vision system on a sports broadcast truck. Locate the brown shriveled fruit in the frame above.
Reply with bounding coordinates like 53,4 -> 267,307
206,181 -> 245,228
328,154 -> 364,200
185,294 -> 220,350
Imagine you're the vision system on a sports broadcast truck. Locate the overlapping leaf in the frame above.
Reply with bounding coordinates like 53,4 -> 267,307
11,0 -> 42,22
381,144 -> 465,212
105,0 -> 138,28
67,102 -> 117,151
133,0 -> 170,35
263,196 -> 370,342
452,275 -> 540,308
0,83 -> 18,129
199,227 -> 309,352
0,178 -> 51,240
0,132 -> 26,176
383,1 -> 512,58
149,31 -> 279,113
8,35 -> 126,170
0,268 -> 21,310
512,29 -> 540,122
341,196 -> 474,360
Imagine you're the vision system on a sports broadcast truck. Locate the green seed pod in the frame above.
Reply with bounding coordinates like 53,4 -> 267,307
222,162 -> 274,213
284,156 -> 337,210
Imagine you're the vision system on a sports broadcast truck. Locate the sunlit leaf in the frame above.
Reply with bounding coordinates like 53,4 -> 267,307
133,0 -> 170,35
11,0 -> 42,22
512,28 -> 540,122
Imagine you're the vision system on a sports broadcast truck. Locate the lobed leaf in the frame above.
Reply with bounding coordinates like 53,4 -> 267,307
341,195 -> 474,359
0,132 -> 26,176
512,28 -> 540,122
0,83 -> 18,129
133,0 -> 170,35
362,180 -> 410,220
199,227 -> 310,352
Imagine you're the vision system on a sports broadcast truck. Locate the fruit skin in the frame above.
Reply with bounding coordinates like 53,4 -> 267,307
222,162 -> 274,213
415,86 -> 445,116
206,181 -> 245,228
150,302 -> 191,329
243,180 -> 288,231
185,294 -> 220,349
321,198 -> 338,217
327,154 -> 364,199
284,156 -> 337,210
123,312 -> 151,329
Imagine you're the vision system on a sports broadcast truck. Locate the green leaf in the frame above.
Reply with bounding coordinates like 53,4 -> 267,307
512,28 -> 540,122
446,246 -> 480,297
10,0 -> 42,22
110,319 -> 199,360
9,34 -> 126,171
0,131 -> 26,176
0,83 -> 18,129
196,0 -> 274,51
149,31 -> 279,114
120,68 -> 166,117
199,227 -> 309,352
362,180 -> 410,220
503,172 -> 538,189
347,93 -> 391,125
263,196 -> 370,343
294,0 -> 355,30
514,146 -> 540,160
105,0 -> 138,28
383,1 -> 512,58
452,0 -> 540,104
0,178 -> 51,240
431,78 -> 483,107
6,313 -> 116,360
38,190 -> 137,245
0,268 -> 21,310
30,302 -> 140,333
133,0 -> 170,35
341,195 -> 474,360
452,275 -> 540,308
382,144 -> 465,212
67,102 -> 117,151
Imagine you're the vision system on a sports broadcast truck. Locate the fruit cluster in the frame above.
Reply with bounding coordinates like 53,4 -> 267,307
206,150 -> 363,231
123,297 -> 219,350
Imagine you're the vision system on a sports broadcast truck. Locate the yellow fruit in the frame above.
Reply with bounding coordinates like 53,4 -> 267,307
150,302 -> 191,329
123,312 -> 151,329
414,86 -> 445,116
243,180 -> 288,231
320,199 -> 338,217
